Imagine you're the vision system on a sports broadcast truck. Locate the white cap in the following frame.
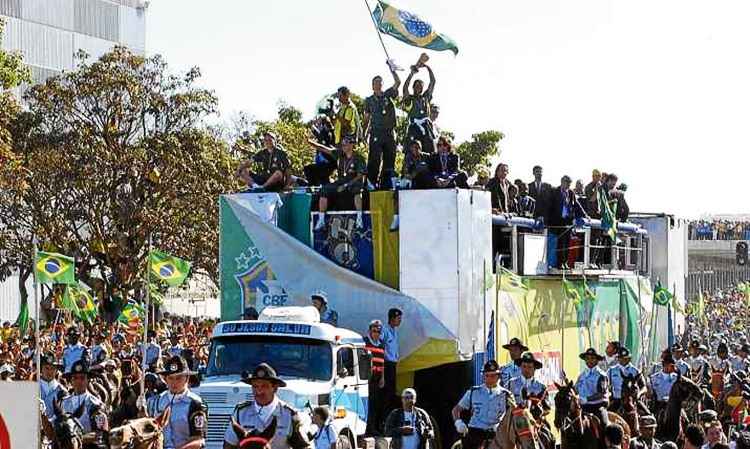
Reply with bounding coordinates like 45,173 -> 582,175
401,388 -> 417,399
311,290 -> 328,304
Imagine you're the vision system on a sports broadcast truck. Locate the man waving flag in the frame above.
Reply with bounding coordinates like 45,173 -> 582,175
372,1 -> 459,55
149,249 -> 191,287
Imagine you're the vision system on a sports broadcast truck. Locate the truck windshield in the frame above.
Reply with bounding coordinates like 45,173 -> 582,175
207,335 -> 333,381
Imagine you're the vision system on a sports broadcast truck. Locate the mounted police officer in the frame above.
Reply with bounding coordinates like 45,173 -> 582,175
90,331 -> 109,365
39,353 -> 67,423
649,352 -> 678,417
671,343 -> 690,376
507,352 -> 549,410
687,340 -> 710,384
451,360 -> 512,449
310,291 -> 338,327
499,338 -> 528,388
575,348 -> 610,424
731,344 -> 750,373
147,355 -> 207,449
61,360 -> 108,447
223,363 -> 310,449
62,326 -> 89,374
710,342 -> 732,371
629,415 -> 661,449
607,347 -> 646,412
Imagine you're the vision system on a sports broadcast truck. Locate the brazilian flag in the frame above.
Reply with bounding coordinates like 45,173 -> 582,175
149,249 -> 191,287
597,186 -> 618,241
653,281 -> 673,306
372,1 -> 459,55
35,251 -> 75,285
63,283 -> 97,324
118,301 -> 145,325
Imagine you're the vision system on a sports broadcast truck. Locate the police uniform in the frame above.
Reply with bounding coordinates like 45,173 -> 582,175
649,371 -> 677,414
319,309 -> 338,327
731,355 -> 748,373
507,352 -> 548,407
139,338 -> 162,369
675,358 -> 690,376
40,354 -> 67,422
455,361 -> 512,449
223,363 -> 310,449
576,348 -> 610,419
61,361 -> 108,434
608,364 -> 643,399
499,338 -> 529,388
710,355 -> 731,372
148,356 -> 207,449
167,344 -> 184,358
687,354 -> 710,383
63,342 -> 89,374
91,343 -> 109,365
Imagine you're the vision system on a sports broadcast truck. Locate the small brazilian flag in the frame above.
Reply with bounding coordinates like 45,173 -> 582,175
149,249 -> 191,287
372,1 -> 459,55
63,283 -> 97,324
118,301 -> 145,325
653,281 -> 673,306
34,251 -> 75,285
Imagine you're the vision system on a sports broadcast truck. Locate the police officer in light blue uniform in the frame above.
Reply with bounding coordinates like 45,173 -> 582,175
607,347 -> 646,412
649,352 -> 678,417
147,355 -> 207,449
63,327 -> 89,374
507,352 -> 549,409
311,291 -> 338,327
452,360 -> 512,449
61,360 -> 109,447
671,343 -> 690,377
90,331 -> 109,365
499,338 -> 528,388
39,353 -> 67,423
575,348 -> 610,424
139,330 -> 162,371
731,344 -> 750,373
166,333 -> 185,358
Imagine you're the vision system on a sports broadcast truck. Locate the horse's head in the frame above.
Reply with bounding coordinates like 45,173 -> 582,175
232,416 -> 277,449
109,406 -> 170,449
710,367 -> 727,399
520,388 -> 548,421
553,379 -> 579,429
53,399 -> 85,449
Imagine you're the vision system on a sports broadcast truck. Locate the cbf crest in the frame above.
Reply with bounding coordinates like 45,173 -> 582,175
234,245 -> 289,311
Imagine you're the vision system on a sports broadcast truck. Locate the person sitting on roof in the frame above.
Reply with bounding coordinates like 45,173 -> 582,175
311,291 -> 338,326
427,136 -> 469,189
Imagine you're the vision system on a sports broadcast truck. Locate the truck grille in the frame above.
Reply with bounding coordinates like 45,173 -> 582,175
200,391 -> 228,403
207,413 -> 231,446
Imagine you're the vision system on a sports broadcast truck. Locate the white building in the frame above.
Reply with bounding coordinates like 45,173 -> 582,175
0,0 -> 147,87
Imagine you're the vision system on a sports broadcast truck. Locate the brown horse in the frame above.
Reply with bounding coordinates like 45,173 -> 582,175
553,380 -> 631,449
231,416 -> 277,449
487,403 -> 552,449
109,407 -> 171,449
617,374 -> 641,438
710,367 -> 728,401
44,399 -> 86,449
655,374 -> 703,444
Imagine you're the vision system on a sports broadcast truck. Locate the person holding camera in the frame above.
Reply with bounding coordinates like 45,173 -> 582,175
384,388 -> 434,449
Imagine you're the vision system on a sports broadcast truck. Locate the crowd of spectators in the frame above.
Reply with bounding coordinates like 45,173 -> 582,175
689,220 -> 750,241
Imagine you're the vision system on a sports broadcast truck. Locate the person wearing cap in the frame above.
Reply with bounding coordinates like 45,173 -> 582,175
499,338 -> 528,388
310,291 -> 338,327
384,388 -> 434,449
40,352 -> 67,423
310,134 -> 367,231
507,352 -> 549,409
63,326 -> 89,374
607,347 -> 646,412
311,406 -> 337,449
237,130 -> 291,192
649,351 -> 678,417
146,355 -> 207,449
363,66 -> 400,190
223,363 -> 310,449
60,360 -> 109,442
575,348 -> 610,423
303,115 -> 337,187
402,60 -> 436,154
452,360 -> 512,449
91,331 -> 109,365
687,340 -> 710,384
334,86 -> 361,145
672,343 -> 691,377
0,363 -> 14,381
710,342 -> 732,371
364,319 -> 386,435
629,415 -> 661,449
382,308 -> 403,414
731,344 -> 750,373
167,333 -> 185,359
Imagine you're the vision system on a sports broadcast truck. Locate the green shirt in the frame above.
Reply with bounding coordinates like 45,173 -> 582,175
364,87 -> 398,132
251,146 -> 290,177
332,149 -> 366,182
403,91 -> 432,121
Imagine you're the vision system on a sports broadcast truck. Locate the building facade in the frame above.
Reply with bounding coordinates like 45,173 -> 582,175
0,0 -> 147,87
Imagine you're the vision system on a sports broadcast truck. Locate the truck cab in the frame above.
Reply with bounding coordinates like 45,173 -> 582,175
197,307 -> 370,449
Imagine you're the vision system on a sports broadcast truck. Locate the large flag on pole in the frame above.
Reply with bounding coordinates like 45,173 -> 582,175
372,1 -> 459,55
15,299 -> 29,338
149,250 -> 191,287
34,251 -> 76,284
597,187 -> 618,240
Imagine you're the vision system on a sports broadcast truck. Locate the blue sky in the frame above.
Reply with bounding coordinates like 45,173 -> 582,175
147,0 -> 750,217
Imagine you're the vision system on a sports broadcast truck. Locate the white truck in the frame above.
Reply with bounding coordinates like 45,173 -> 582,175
196,307 -> 370,449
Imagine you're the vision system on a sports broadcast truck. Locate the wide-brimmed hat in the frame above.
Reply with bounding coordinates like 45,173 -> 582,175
671,343 -> 684,352
618,347 -> 632,359
515,352 -> 543,369
158,355 -> 197,377
40,353 -> 63,370
579,348 -> 605,361
502,338 -> 529,351
661,353 -> 676,365
481,360 -> 501,374
639,415 -> 657,428
241,363 -> 287,387
65,360 -> 90,378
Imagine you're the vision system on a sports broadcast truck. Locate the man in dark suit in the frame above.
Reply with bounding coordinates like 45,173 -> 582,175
547,175 -> 583,268
427,136 -> 469,188
528,165 -> 552,220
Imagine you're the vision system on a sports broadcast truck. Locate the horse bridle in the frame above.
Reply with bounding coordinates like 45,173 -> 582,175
239,435 -> 271,449
119,422 -> 162,449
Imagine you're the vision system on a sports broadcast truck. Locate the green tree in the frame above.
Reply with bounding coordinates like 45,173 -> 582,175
0,47 -> 239,318
455,130 -> 505,178
0,18 -> 31,91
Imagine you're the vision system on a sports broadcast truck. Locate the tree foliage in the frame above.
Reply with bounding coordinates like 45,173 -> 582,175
0,47 -> 239,317
0,18 -> 31,91
455,130 -> 504,178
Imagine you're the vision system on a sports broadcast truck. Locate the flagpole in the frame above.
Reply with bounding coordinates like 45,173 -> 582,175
362,0 -> 393,62
140,234 -> 152,403
32,241 -> 41,384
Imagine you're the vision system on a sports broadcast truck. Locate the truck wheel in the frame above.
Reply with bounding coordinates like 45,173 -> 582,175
337,433 -> 353,449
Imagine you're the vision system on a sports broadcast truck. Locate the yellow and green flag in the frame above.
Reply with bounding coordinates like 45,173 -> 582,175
582,275 -> 597,302
149,249 -> 191,287
63,283 -> 97,324
562,278 -> 582,307
372,1 -> 459,55
499,267 -> 528,293
654,281 -> 673,306
34,251 -> 75,285
118,301 -> 145,326
738,282 -> 750,306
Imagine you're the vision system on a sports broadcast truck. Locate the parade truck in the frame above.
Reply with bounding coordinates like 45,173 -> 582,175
196,306 -> 370,449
